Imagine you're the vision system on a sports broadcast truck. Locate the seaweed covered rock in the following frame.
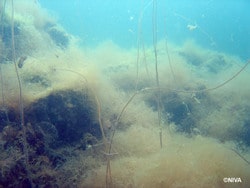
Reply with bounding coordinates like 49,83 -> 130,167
25,90 -> 101,147
145,86 -> 216,135
0,10 -> 70,65
44,23 -> 70,49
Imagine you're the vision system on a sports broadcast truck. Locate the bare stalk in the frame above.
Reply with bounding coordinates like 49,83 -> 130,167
135,0 -> 151,90
152,0 -> 163,148
230,148 -> 250,165
10,0 -> 32,185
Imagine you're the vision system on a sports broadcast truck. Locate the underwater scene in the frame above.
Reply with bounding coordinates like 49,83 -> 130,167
0,0 -> 250,187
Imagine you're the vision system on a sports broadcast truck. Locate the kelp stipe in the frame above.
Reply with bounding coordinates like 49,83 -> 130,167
135,0 -> 151,91
10,0 -> 32,186
135,0 -> 173,150
152,0 -> 163,148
